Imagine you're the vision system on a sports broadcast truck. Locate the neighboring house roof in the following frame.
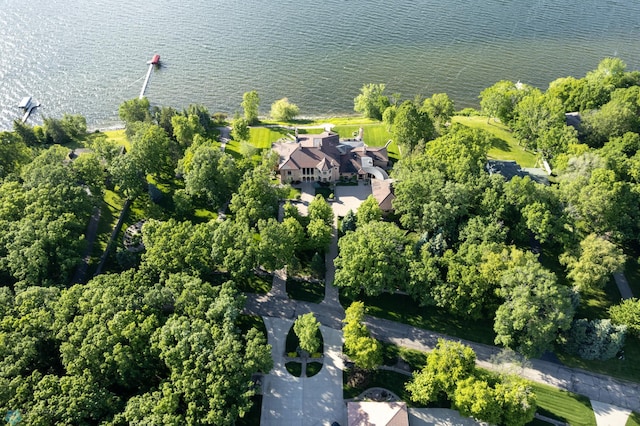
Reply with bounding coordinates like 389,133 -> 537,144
486,160 -> 549,186
372,179 -> 395,211
565,112 -> 582,130
348,402 -> 409,426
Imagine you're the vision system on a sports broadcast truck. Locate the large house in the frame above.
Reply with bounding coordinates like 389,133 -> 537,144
272,130 -> 390,184
272,130 -> 396,212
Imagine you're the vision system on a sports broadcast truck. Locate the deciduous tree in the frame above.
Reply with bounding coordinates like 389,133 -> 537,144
406,339 -> 476,403
241,90 -> 260,125
356,195 -> 382,226
610,298 -> 640,337
353,83 -> 390,120
560,234 -> 626,292
343,301 -> 382,370
270,98 -> 300,122
495,262 -> 574,357
334,221 -> 410,297
294,313 -> 321,354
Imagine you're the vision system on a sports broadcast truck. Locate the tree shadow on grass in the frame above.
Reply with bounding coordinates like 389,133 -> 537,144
489,135 -> 511,152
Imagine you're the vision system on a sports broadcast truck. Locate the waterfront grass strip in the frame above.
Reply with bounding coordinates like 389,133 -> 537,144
452,115 -> 537,167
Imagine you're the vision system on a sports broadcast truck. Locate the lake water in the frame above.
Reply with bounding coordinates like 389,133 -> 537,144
1,0 -> 640,130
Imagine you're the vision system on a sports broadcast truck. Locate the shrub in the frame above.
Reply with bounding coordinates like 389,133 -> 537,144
457,108 -> 481,116
563,318 -> 626,360
610,298 -> 640,337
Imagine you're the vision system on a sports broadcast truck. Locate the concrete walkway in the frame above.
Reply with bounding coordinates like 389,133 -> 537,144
260,317 -> 346,426
322,215 -> 341,307
591,400 -> 631,426
613,272 -> 634,299
244,294 -> 640,413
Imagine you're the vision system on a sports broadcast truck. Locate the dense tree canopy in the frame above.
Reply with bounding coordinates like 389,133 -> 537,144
334,221 -> 411,297
353,83 -> 390,120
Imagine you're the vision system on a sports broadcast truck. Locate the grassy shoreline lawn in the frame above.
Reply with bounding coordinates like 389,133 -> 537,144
452,115 -> 538,167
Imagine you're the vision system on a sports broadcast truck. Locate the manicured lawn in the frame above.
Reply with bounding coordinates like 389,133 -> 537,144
261,116 -> 379,127
298,128 -> 325,134
574,278 -> 621,320
249,127 -> 291,149
285,362 -> 302,377
89,189 -> 126,274
452,116 -> 538,167
627,412 -> 640,426
342,292 -> 496,345
332,124 -> 391,147
238,314 -> 267,336
194,208 -> 217,221
529,382 -> 596,426
385,139 -> 401,161
307,362 -> 323,377
556,335 -> 640,383
208,272 -> 271,294
315,187 -> 333,199
222,139 -> 243,159
287,278 -> 325,304
381,342 -> 427,371
284,186 -> 301,200
102,129 -> 130,150
238,274 -> 272,294
625,255 -> 640,296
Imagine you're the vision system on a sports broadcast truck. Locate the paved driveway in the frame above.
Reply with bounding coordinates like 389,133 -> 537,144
332,183 -> 371,217
261,317 -> 346,426
293,182 -> 371,217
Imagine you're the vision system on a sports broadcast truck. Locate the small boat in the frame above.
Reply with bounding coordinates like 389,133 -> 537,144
150,54 -> 160,65
18,96 -> 32,109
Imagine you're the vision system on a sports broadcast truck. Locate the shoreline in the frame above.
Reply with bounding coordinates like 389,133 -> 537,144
87,113 -> 371,134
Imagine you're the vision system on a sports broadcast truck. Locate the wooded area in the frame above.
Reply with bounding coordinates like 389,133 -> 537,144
1,57 -> 640,423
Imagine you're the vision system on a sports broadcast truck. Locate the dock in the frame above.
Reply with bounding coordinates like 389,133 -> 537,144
139,54 -> 160,99
18,96 -> 40,123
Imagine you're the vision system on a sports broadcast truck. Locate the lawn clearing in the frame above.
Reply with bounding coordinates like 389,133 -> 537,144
452,115 -> 537,167
261,116 -> 379,127
102,129 -> 130,151
556,335 -> 640,383
529,382 -> 596,426
286,278 -> 324,303
249,127 -> 290,149
627,412 -> 640,426
332,123 -> 391,147
342,292 -> 496,345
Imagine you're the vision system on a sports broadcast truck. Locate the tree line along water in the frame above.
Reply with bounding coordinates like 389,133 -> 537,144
1,0 -> 639,129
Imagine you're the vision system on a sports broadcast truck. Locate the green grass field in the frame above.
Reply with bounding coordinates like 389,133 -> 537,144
261,116 -> 379,127
627,412 -> 640,426
248,127 -> 291,149
332,123 -> 391,146
342,292 -> 496,345
529,383 -> 596,426
286,278 -> 325,303
452,116 -> 537,167
102,129 -> 130,150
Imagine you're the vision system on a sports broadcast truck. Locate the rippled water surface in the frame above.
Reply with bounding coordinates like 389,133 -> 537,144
1,0 -> 639,129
